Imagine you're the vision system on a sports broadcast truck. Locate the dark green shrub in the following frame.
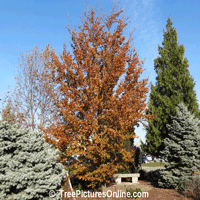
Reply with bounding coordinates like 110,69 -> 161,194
139,169 -> 163,187
126,187 -> 142,199
146,169 -> 163,187
138,169 -> 148,180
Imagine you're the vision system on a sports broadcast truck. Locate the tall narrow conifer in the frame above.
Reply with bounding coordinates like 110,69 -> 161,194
141,17 -> 200,156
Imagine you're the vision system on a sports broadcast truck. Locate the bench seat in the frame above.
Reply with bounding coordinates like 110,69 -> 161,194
113,173 -> 140,185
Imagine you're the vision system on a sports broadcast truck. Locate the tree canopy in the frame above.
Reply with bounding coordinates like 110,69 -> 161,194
43,4 -> 153,188
1,45 -> 58,131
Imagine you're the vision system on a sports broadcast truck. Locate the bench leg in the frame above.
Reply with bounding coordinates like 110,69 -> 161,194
116,177 -> 121,184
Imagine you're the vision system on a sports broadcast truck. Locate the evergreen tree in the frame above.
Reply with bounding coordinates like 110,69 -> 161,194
158,102 -> 200,189
1,103 -> 16,125
141,17 -> 200,157
0,121 -> 66,199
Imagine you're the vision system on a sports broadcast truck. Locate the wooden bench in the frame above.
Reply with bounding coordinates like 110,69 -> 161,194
113,173 -> 140,185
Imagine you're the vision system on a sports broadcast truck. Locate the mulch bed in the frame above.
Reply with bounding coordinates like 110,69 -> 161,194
138,180 -> 192,200
62,179 -> 192,200
61,170 -> 194,200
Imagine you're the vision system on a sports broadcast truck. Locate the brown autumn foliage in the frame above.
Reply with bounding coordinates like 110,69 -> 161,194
43,3 -> 154,188
1,45 -> 59,131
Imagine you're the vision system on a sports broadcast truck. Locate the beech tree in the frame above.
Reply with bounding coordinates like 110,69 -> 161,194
2,45 -> 59,131
43,4 -> 153,188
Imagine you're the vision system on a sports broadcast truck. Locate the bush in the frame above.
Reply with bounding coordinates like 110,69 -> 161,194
146,169 -> 163,187
139,169 -> 163,187
126,187 -> 143,199
138,169 -> 148,180
177,175 -> 200,200
0,121 -> 66,199
74,183 -> 82,196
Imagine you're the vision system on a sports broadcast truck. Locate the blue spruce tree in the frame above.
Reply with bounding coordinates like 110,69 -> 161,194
0,121 -> 66,199
159,102 -> 200,189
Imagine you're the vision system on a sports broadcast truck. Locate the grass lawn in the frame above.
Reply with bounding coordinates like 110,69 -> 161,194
141,162 -> 164,167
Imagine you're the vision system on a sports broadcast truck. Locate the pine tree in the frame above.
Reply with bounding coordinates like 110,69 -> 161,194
141,17 -> 200,157
1,103 -> 16,125
0,121 -> 66,199
158,102 -> 200,189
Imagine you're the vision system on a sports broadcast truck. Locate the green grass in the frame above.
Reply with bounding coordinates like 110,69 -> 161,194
141,162 -> 164,167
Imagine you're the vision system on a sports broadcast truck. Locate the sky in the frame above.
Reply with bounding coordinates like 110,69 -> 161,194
1,0 -> 200,146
